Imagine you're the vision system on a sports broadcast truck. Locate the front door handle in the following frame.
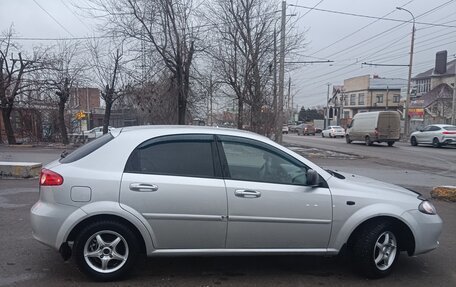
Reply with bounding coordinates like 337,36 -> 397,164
234,189 -> 261,198
129,183 -> 159,192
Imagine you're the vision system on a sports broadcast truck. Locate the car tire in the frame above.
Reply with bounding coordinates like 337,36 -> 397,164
74,220 -> 141,281
346,135 -> 352,144
387,141 -> 394,147
322,133 -> 325,138
353,221 -> 400,279
432,138 -> 441,148
410,137 -> 418,146
365,136 -> 373,146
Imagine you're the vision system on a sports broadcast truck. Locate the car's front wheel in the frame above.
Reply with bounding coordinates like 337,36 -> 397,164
353,221 -> 399,278
74,220 -> 141,281
410,136 -> 418,146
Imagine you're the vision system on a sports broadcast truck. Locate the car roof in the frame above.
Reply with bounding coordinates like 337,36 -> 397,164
118,125 -> 264,140
429,124 -> 455,127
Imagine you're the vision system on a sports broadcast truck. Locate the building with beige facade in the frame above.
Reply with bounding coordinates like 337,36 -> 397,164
329,75 -> 407,127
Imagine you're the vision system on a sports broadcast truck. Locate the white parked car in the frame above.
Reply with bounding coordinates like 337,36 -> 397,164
85,126 -> 115,139
410,124 -> 456,147
322,126 -> 345,138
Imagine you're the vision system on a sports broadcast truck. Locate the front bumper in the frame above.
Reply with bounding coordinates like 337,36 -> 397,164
402,210 -> 443,255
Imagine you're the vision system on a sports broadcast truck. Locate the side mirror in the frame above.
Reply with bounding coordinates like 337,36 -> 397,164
419,129 -> 423,132
307,169 -> 320,187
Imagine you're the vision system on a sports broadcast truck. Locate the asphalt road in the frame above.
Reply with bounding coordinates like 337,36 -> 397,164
0,142 -> 455,286
284,134 -> 456,188
0,178 -> 455,287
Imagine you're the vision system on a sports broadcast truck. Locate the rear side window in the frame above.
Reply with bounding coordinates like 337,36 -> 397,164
60,133 -> 114,163
443,126 -> 456,131
125,135 -> 216,178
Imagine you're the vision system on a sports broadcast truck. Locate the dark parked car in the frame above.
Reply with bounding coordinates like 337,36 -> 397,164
297,124 -> 316,136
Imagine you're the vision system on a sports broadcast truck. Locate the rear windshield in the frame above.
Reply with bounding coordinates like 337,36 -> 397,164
443,126 -> 456,131
60,133 -> 114,163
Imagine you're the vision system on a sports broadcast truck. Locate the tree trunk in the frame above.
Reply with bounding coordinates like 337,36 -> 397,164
103,100 -> 112,134
237,97 -> 243,129
58,100 -> 69,145
1,106 -> 16,144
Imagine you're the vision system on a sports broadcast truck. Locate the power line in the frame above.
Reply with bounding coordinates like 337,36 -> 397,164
306,0 -> 415,57
60,0 -> 92,32
299,0 -> 325,18
293,0 -> 456,87
289,2 -> 456,28
32,0 -> 75,37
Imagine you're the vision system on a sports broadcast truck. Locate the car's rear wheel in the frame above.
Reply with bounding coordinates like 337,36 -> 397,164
410,137 -> 418,146
74,221 -> 140,281
353,221 -> 399,278
365,136 -> 373,146
387,141 -> 394,147
432,138 -> 441,148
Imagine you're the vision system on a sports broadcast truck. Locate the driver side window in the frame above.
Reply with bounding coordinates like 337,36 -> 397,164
221,139 -> 309,185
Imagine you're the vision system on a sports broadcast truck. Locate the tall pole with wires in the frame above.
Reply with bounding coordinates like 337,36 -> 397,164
397,7 -> 415,137
452,54 -> 456,125
277,0 -> 286,144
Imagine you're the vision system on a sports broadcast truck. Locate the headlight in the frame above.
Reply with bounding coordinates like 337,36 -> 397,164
418,200 -> 437,215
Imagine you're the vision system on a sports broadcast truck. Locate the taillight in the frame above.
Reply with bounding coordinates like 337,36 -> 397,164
40,169 -> 64,186
443,131 -> 456,135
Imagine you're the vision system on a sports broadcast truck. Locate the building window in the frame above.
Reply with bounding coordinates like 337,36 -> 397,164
393,94 -> 400,103
358,93 -> 365,105
376,94 -> 384,104
350,94 -> 356,105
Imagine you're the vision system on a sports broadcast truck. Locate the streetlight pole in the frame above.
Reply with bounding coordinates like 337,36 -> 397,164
397,7 -> 415,137
277,0 -> 286,144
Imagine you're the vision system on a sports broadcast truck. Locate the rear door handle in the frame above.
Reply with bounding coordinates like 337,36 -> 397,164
129,183 -> 159,192
234,189 -> 261,198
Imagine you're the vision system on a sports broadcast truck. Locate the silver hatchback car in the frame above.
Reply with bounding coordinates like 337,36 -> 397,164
31,126 -> 442,281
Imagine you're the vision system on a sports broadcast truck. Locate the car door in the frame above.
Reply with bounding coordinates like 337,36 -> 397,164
120,134 -> 228,249
416,125 -> 432,143
218,135 -> 332,249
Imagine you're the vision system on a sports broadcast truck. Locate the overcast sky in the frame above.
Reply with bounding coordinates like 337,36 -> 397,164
1,0 -> 455,108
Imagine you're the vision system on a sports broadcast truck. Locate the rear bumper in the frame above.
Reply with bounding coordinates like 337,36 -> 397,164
30,201 -> 80,250
442,138 -> 456,145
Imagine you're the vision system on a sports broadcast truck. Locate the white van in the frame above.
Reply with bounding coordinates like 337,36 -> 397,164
346,111 -> 401,146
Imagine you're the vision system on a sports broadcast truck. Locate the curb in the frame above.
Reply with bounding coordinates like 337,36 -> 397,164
0,162 -> 42,179
431,186 -> 456,202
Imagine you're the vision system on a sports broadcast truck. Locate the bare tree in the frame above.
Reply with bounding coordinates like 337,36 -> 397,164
88,39 -> 129,134
0,26 -> 45,144
40,41 -> 87,144
85,0 -> 197,125
204,0 -> 304,135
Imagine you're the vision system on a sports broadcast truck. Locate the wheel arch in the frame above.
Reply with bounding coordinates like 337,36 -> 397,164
57,202 -> 156,256
66,214 -> 148,255
346,216 -> 415,256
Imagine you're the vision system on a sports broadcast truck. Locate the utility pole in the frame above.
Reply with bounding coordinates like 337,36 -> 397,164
326,83 -> 330,129
452,55 -> 456,125
273,27 -> 278,141
397,7 -> 415,137
287,76 -> 291,121
277,0 -> 286,144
